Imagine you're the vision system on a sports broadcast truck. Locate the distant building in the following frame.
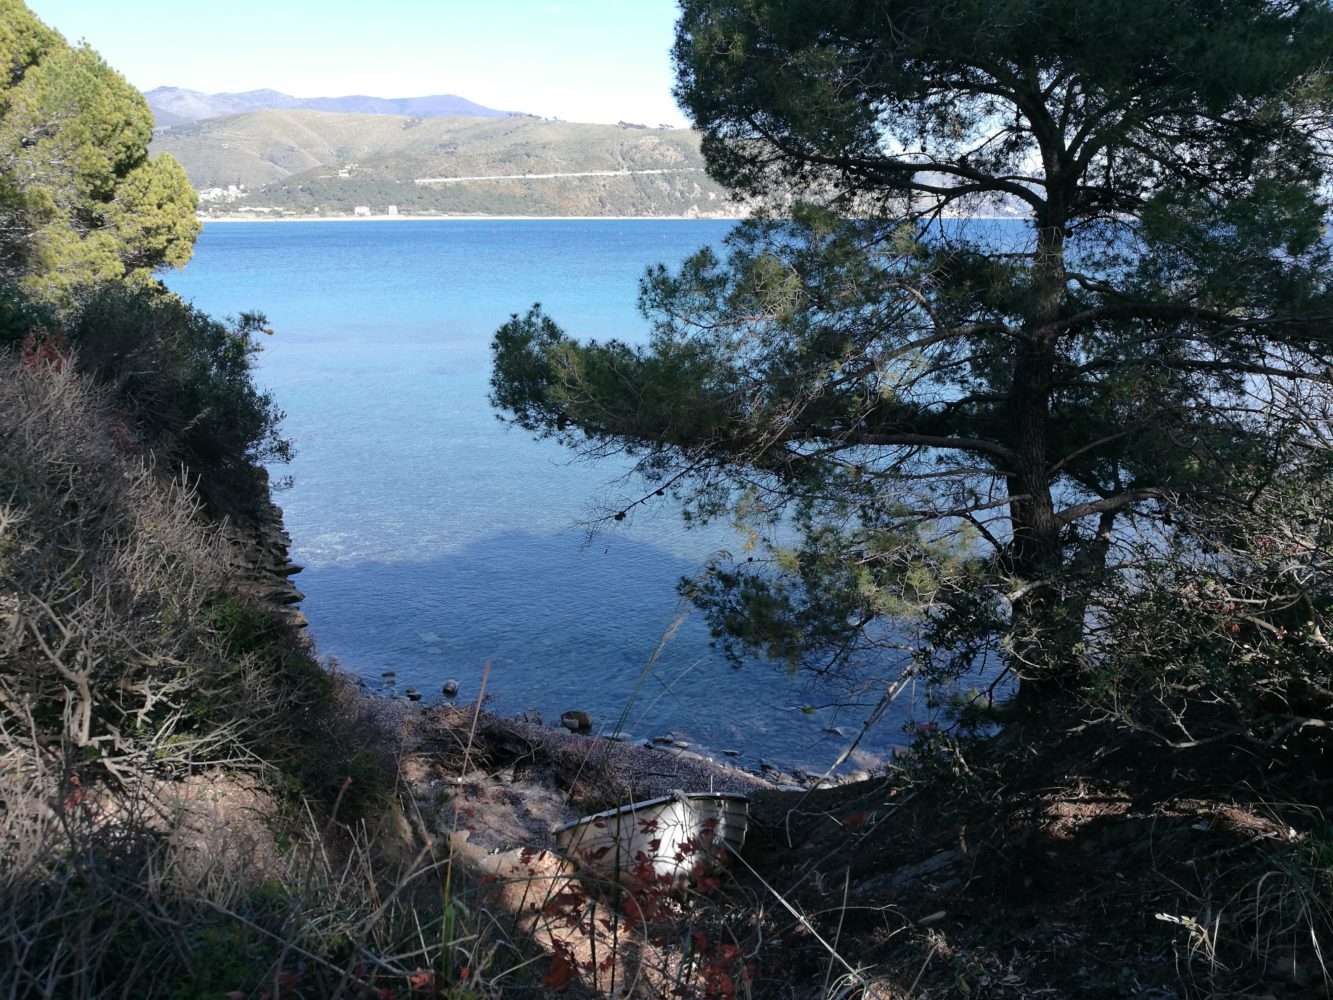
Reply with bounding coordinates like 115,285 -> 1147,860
197,184 -> 247,204
353,205 -> 372,216
387,205 -> 398,216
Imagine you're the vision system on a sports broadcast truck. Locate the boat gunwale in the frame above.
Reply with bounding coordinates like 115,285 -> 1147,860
552,792 -> 750,836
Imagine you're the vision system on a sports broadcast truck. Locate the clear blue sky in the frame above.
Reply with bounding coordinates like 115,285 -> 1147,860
25,1 -> 690,126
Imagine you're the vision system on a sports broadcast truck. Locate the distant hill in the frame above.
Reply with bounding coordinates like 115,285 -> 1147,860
145,87 -> 513,126
150,109 -> 740,218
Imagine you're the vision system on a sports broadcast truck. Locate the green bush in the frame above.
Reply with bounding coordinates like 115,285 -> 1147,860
65,284 -> 291,518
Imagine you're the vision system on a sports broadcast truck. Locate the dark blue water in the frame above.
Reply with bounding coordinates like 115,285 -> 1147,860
167,219 -> 933,772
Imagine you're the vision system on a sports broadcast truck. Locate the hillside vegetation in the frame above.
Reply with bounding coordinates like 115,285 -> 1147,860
5,0 -> 1332,996
0,0 -> 197,305
150,110 -> 740,217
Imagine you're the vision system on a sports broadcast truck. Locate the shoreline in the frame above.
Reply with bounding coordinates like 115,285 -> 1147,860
198,210 -> 1023,224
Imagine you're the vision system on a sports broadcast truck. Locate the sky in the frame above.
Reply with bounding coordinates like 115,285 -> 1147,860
24,1 -> 690,127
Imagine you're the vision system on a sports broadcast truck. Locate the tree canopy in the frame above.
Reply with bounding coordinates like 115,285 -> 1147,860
0,0 -> 198,305
492,0 -> 1333,741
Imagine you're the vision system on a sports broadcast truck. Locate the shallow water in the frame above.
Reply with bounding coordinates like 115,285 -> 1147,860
167,219 -> 936,772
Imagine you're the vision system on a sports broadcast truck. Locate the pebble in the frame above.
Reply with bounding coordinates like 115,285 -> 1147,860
441,679 -> 460,697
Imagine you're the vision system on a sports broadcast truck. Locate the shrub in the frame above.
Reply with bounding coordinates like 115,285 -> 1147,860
64,284 -> 291,518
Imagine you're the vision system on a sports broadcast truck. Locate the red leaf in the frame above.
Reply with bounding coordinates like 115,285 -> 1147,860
542,944 -> 577,991
839,811 -> 868,831
406,967 -> 440,992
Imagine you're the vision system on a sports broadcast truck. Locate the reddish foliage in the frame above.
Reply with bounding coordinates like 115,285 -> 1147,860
19,330 -> 70,372
621,894 -> 644,935
62,772 -> 86,811
542,941 -> 578,991
699,941 -> 743,1000
840,811 -> 869,831
109,408 -> 141,455
406,967 -> 443,995
543,883 -> 591,929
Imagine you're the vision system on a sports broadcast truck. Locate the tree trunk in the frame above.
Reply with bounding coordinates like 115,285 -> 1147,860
1006,219 -> 1072,703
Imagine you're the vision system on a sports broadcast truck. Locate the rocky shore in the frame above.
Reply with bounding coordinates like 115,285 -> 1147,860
231,478 -> 308,629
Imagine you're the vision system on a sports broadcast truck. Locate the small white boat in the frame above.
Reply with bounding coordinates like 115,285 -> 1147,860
553,792 -> 750,886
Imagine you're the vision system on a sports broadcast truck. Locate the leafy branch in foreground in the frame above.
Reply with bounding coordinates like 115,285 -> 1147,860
492,0 -> 1333,734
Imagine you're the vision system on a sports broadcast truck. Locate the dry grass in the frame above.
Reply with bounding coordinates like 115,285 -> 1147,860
4,349 -> 1327,998
0,351 -> 480,997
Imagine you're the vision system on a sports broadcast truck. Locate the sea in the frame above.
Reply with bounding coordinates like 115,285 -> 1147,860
166,218 -> 940,774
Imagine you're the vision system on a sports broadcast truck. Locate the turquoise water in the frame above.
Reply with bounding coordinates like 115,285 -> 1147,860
167,219 -> 927,772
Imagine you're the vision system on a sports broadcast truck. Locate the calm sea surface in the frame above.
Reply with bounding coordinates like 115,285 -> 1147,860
166,219 -> 936,772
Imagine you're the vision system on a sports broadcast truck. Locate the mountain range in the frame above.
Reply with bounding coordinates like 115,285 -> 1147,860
149,109 -> 738,218
145,87 -> 514,127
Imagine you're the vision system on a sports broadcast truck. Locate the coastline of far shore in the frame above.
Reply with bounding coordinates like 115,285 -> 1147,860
198,209 -> 1022,224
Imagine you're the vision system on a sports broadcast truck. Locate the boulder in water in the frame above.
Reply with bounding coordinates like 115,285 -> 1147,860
560,710 -> 592,734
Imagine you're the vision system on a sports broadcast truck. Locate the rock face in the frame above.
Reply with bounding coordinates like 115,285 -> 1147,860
230,473 -> 307,628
